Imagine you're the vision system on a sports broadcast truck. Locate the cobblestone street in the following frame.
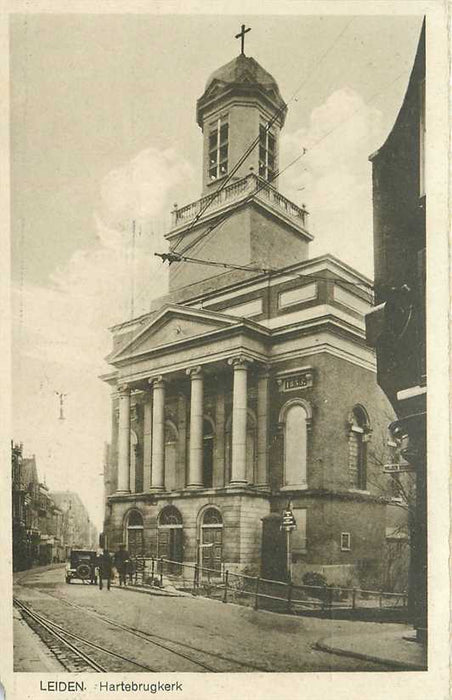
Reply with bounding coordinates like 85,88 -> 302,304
13,565 -> 413,673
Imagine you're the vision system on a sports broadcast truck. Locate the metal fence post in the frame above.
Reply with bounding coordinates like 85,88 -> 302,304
159,558 -> 163,587
193,563 -> 198,594
379,592 -> 383,609
151,557 -> 155,584
254,577 -> 260,610
223,570 -> 229,604
352,588 -> 357,609
287,580 -> 293,614
327,586 -> 333,611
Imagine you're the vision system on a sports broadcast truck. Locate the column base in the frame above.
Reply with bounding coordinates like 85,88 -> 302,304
227,480 -> 248,488
115,489 -> 131,495
186,483 -> 204,490
148,486 -> 165,493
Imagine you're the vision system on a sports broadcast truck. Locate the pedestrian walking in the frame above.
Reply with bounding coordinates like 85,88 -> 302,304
126,557 -> 135,585
97,548 -> 113,591
114,544 -> 130,587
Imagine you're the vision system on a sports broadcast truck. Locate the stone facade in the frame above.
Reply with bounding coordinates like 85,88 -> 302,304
102,51 -> 394,587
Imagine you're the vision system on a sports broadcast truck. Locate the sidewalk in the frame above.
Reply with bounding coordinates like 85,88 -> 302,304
315,625 -> 427,670
115,580 -> 192,598
13,607 -> 64,672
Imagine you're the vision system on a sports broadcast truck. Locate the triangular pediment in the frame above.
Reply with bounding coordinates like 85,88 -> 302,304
111,305 -> 239,362
203,79 -> 226,99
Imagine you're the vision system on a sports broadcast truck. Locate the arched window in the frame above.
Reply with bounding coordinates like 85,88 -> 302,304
225,411 -> 257,485
348,405 -> 370,490
159,506 -> 183,527
279,399 -> 312,489
202,507 -> 223,526
125,509 -> 144,556
127,510 -> 143,527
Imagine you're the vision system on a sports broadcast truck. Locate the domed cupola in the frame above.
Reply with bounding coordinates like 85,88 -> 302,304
196,52 -> 287,195
197,54 -> 286,129
164,34 -> 311,294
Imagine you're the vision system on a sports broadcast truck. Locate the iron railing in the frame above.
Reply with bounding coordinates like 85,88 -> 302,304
130,556 -> 407,614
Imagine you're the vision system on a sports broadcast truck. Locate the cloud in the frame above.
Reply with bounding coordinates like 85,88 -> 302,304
280,87 -> 383,277
100,147 -> 193,234
13,146 -> 192,529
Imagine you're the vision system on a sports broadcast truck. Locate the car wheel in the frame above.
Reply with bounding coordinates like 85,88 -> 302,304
66,577 -> 71,584
76,563 -> 91,579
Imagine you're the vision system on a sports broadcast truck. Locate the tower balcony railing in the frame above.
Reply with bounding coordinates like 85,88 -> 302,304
171,173 -> 309,231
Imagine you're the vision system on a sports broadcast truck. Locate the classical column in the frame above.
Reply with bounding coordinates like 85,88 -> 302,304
117,385 -> 131,493
256,366 -> 270,488
228,356 -> 252,485
142,393 -> 152,490
186,366 -> 204,488
150,376 -> 166,491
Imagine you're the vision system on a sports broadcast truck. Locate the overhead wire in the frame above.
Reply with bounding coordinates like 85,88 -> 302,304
171,252 -> 374,292
169,17 -> 354,256
163,63 -> 408,289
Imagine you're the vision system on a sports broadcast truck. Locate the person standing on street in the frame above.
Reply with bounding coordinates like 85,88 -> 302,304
97,548 -> 113,591
114,544 -> 130,587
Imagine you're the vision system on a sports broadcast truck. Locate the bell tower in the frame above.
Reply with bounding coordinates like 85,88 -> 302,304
196,52 -> 286,196
165,37 -> 312,293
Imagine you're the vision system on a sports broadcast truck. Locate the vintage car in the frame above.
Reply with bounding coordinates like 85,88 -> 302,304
65,549 -> 98,584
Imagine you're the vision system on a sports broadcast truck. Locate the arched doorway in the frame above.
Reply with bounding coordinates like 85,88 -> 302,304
200,507 -> 223,575
125,509 -> 144,557
158,506 -> 183,574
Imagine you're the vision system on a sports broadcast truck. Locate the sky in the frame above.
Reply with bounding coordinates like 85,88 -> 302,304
10,11 -> 423,531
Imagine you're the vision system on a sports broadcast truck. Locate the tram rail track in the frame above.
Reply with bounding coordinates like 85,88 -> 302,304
14,597 -> 162,672
14,598 -> 108,672
14,582 -> 271,672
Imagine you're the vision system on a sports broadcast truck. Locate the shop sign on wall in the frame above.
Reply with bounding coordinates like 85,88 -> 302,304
277,370 -> 314,393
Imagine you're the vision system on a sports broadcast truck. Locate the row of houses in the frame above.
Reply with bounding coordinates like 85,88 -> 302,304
11,442 -> 97,571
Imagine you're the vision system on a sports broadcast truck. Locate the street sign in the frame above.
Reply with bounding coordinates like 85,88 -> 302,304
281,509 -> 297,531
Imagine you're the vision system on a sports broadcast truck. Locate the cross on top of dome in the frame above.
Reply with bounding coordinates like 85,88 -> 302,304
235,24 -> 251,55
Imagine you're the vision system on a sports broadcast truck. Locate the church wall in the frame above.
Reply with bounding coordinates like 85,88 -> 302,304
228,104 -> 261,181
249,207 -> 309,269
238,496 -> 270,569
266,351 -> 393,494
269,494 -> 386,587
106,491 -> 270,573
168,209 -> 252,291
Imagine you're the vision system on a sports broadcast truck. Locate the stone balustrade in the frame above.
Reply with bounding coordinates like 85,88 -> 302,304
171,173 -> 309,230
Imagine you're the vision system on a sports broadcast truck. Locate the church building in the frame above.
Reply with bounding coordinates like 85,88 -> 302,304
102,39 -> 393,587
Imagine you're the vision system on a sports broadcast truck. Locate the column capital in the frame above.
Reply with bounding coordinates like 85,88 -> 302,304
117,383 -> 130,395
186,365 -> 203,379
148,375 -> 166,389
228,354 -> 254,370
